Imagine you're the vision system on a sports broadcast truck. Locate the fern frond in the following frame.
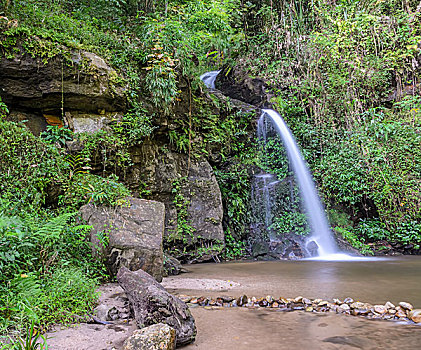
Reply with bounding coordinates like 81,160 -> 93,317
33,212 -> 76,244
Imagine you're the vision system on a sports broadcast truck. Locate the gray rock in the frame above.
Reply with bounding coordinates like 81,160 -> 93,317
80,197 -> 165,281
117,266 -> 196,347
163,254 -> 183,276
0,50 -> 125,113
127,145 -> 224,261
122,323 -> 176,350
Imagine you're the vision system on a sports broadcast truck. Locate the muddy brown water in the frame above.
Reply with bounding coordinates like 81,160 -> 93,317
167,257 -> 421,306
168,257 -> 421,350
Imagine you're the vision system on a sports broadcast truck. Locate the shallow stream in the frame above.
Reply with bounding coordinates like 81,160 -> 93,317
163,257 -> 421,349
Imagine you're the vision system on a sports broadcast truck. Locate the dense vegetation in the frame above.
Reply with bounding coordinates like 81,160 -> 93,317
240,0 -> 421,252
0,0 -> 420,345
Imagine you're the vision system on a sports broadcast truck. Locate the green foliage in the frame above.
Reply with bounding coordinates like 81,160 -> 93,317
334,227 -> 374,255
60,173 -> 130,209
241,0 -> 421,252
2,321 -> 48,350
40,126 -> 73,146
0,212 -> 100,334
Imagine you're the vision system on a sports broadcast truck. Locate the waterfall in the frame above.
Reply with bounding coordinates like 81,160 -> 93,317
200,70 -> 355,259
260,109 -> 338,256
200,71 -> 220,89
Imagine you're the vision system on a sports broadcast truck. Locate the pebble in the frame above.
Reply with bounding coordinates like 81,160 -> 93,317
339,304 -> 350,312
399,302 -> 413,311
373,305 -> 387,314
409,309 -> 421,323
343,297 -> 354,304
266,295 -> 274,303
385,301 -> 395,309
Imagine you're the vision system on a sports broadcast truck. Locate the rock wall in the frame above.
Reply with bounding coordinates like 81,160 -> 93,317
128,141 -> 224,262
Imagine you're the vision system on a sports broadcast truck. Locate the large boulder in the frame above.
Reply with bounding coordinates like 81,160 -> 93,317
0,46 -> 126,135
80,197 -> 165,282
117,266 -> 196,347
122,323 -> 176,350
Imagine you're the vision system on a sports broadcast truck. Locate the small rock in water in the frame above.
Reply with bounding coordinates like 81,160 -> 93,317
278,297 -> 288,304
318,301 -> 328,307
272,302 -> 279,308
350,302 -> 364,309
305,306 -> 314,312
339,304 -> 351,312
179,295 -> 192,303
237,295 -> 248,307
409,309 -> 421,323
384,301 -> 395,310
312,299 -> 322,304
266,295 -> 274,304
333,298 -> 342,305
399,302 -> 413,311
395,308 -> 407,318
294,296 -> 303,303
302,298 -> 312,305
343,297 -> 354,304
373,305 -> 387,315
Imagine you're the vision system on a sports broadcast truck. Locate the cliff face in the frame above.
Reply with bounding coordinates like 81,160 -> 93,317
0,46 -> 259,262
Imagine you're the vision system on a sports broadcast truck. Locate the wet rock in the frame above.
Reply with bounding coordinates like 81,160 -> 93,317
163,255 -> 183,276
399,302 -> 413,311
117,267 -> 196,347
343,297 -> 354,304
350,302 -> 365,309
266,295 -> 274,304
333,298 -> 342,305
306,241 -> 319,257
384,301 -> 395,309
302,298 -> 312,305
122,323 -> 176,350
215,64 -> 270,107
409,309 -> 421,323
237,295 -> 248,307
373,305 -> 387,315
395,308 -> 407,318
318,301 -> 329,307
305,306 -> 314,312
339,304 -> 350,312
80,197 -> 165,281
294,296 -> 303,303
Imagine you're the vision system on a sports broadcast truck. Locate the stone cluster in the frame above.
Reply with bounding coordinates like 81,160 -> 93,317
180,295 -> 421,324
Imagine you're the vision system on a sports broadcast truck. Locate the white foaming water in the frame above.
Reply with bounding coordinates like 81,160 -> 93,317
200,70 -> 220,89
261,109 -> 339,257
305,253 -> 386,261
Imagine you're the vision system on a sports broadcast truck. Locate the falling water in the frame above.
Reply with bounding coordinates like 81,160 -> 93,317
260,109 -> 338,256
199,70 -> 355,259
200,70 -> 220,89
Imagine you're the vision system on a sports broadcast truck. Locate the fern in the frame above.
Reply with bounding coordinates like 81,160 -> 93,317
33,212 -> 76,245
